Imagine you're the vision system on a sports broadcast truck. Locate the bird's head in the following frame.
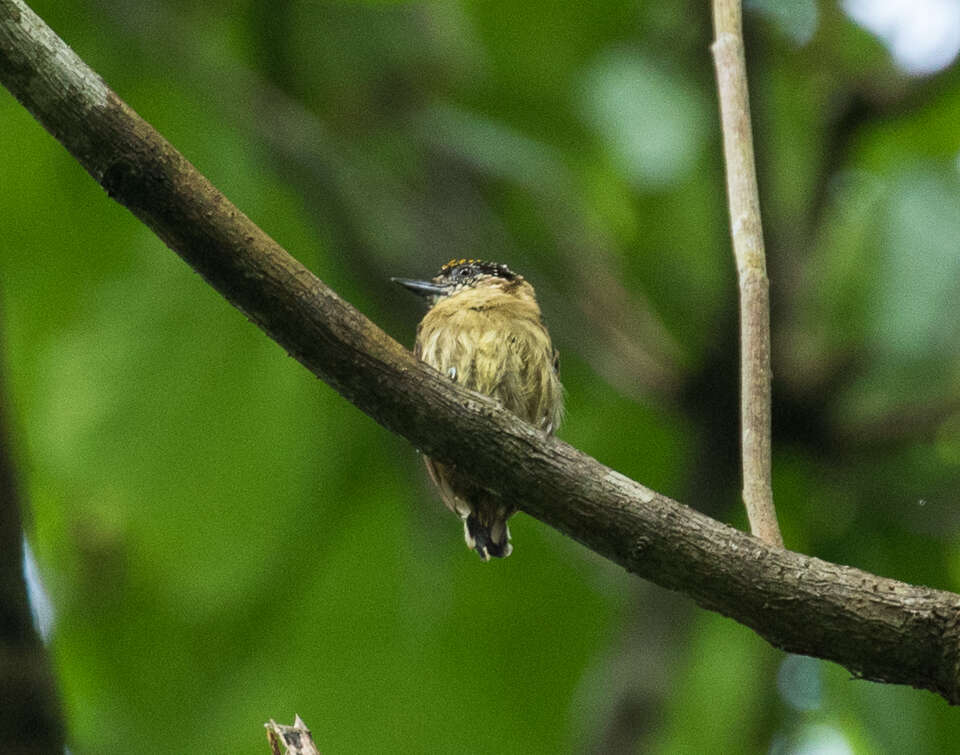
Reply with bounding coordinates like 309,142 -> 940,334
392,259 -> 520,307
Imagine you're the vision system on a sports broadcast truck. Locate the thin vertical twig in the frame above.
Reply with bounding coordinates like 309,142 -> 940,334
711,0 -> 783,546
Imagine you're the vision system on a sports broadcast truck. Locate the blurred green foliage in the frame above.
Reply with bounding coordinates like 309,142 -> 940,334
2,0 -> 960,752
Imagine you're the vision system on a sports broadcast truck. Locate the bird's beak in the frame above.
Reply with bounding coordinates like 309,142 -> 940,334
391,277 -> 447,298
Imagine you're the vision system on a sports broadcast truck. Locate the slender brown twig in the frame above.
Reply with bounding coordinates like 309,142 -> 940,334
711,0 -> 783,546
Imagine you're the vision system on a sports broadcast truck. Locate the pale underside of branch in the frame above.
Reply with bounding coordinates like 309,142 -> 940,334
1,0 -> 958,704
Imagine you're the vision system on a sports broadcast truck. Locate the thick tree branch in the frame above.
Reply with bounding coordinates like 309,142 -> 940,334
2,0 -> 959,704
711,0 -> 782,546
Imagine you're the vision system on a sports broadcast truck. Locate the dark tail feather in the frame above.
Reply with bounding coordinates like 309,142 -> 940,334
464,514 -> 513,561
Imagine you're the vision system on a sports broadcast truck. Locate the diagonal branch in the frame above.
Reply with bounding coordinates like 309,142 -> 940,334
2,0 -> 959,704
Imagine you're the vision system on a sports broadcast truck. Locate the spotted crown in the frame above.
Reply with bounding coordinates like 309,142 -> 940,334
437,259 -> 517,284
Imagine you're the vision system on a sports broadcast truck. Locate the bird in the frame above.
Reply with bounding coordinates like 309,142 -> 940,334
392,259 -> 564,560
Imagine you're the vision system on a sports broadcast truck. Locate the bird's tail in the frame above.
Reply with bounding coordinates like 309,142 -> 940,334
464,513 -> 513,561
